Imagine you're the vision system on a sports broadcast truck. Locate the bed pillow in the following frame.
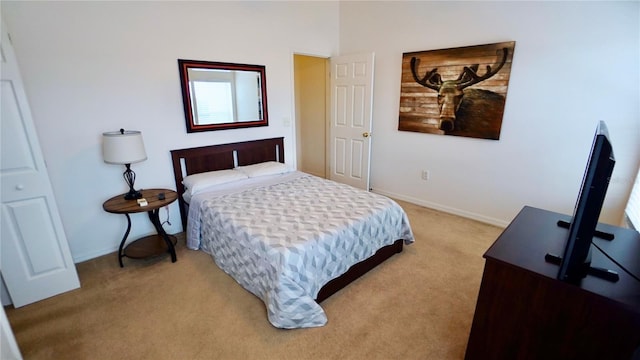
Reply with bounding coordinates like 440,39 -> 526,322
235,161 -> 290,178
182,169 -> 248,196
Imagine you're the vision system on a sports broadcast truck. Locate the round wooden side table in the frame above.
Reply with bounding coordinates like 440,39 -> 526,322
103,188 -> 178,267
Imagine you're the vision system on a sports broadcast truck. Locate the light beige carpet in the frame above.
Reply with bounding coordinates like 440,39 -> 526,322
5,200 -> 503,360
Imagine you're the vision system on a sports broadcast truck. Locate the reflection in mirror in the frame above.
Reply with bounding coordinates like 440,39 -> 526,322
178,60 -> 268,132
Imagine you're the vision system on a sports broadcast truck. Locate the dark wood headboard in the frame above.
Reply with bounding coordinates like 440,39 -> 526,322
170,137 -> 284,229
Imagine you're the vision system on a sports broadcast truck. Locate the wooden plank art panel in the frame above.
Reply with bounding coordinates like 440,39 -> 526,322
398,41 -> 515,140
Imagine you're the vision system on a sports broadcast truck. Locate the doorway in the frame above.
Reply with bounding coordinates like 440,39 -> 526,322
293,54 -> 329,178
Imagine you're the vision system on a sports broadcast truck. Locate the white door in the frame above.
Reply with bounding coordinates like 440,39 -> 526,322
1,21 -> 80,307
329,53 -> 375,190
1,305 -> 22,359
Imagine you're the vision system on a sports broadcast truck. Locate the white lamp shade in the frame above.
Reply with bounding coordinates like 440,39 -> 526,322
102,130 -> 147,165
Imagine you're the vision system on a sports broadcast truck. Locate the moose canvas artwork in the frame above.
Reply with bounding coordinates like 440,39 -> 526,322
398,41 -> 515,140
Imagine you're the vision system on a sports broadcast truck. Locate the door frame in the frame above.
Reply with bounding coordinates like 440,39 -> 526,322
291,51 -> 375,189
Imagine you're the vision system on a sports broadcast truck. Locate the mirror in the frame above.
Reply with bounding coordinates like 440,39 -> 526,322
178,59 -> 268,132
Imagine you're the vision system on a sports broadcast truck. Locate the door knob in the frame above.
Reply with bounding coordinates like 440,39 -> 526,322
15,184 -> 25,190
362,132 -> 370,138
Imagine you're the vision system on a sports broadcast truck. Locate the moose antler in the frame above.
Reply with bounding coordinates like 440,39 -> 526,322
410,57 -> 443,91
456,48 -> 509,90
410,47 -> 509,91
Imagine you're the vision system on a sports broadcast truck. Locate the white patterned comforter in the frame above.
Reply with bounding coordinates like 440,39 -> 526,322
186,172 -> 414,328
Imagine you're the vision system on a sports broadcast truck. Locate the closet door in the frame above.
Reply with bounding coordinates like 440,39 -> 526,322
1,21 -> 80,307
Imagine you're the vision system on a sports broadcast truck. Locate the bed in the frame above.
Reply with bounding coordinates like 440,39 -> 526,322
171,137 -> 414,328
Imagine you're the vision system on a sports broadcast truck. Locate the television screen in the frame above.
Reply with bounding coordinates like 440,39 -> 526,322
557,121 -> 616,283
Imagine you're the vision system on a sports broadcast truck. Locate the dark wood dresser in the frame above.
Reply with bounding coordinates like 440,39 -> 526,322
465,206 -> 640,360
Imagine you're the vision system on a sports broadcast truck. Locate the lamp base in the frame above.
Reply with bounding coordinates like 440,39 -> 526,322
123,164 -> 142,200
124,190 -> 143,200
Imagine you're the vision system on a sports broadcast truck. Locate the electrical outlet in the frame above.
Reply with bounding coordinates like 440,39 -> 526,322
421,170 -> 430,181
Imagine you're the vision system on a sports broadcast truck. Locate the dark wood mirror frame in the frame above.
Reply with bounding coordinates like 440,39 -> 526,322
178,59 -> 269,133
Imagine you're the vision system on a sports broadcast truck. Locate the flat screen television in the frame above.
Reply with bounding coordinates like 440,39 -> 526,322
548,121 -> 617,283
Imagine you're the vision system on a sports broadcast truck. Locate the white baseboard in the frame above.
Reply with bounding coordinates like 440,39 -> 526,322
372,188 -> 510,228
72,246 -> 119,264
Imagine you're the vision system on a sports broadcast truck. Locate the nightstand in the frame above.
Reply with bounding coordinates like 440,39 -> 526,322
103,188 -> 178,267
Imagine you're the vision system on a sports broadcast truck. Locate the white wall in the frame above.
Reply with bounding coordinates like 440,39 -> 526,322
1,1 -> 339,262
340,1 -> 640,227
2,1 -> 638,264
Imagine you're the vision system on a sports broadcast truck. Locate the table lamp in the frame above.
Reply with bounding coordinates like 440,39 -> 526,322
102,129 -> 147,200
